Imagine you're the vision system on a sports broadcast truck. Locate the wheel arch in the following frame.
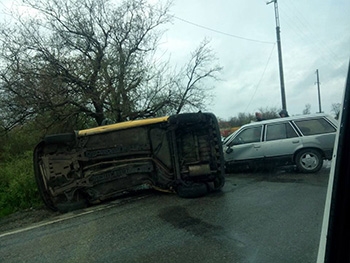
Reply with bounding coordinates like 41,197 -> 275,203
293,147 -> 325,163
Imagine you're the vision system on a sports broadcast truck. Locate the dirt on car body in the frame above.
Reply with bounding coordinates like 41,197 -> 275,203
33,112 -> 225,212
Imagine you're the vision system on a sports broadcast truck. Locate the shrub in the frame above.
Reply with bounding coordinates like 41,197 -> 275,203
0,151 -> 43,218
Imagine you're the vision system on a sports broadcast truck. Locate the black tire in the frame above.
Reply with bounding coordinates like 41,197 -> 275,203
295,149 -> 323,173
213,175 -> 225,190
34,173 -> 58,211
33,143 -> 58,211
44,133 -> 76,144
207,175 -> 225,192
168,112 -> 205,125
176,183 -> 208,198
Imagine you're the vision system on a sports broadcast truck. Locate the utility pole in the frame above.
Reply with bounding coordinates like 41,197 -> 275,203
267,0 -> 287,111
315,69 -> 322,113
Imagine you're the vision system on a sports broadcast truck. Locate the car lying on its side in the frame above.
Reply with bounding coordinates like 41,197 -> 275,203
223,113 -> 338,173
33,112 -> 225,212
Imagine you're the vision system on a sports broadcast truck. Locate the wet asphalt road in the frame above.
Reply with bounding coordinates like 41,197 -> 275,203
0,165 -> 330,263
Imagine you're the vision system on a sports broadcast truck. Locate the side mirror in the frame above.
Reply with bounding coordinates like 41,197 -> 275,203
226,147 -> 233,154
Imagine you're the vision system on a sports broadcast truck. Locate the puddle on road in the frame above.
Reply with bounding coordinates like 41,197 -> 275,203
158,206 -> 247,249
158,206 -> 223,238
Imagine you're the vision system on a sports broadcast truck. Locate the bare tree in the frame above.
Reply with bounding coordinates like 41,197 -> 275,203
303,103 -> 311,115
0,0 -> 223,132
258,107 -> 279,120
0,0 -> 173,130
174,38 -> 222,114
331,102 -> 341,119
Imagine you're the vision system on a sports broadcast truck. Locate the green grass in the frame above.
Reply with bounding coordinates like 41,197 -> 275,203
0,151 -> 43,218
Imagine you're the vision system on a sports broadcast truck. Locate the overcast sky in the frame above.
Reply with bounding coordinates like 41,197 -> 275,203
160,0 -> 350,119
1,0 -> 349,120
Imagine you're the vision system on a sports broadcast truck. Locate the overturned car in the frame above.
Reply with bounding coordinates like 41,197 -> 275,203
34,112 -> 225,212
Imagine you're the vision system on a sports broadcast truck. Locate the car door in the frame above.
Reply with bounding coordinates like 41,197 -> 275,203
263,122 -> 301,160
224,125 -> 264,162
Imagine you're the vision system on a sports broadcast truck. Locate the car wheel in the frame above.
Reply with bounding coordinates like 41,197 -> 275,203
296,149 -> 323,173
176,183 -> 208,198
168,112 -> 205,125
206,175 -> 225,192
34,144 -> 58,211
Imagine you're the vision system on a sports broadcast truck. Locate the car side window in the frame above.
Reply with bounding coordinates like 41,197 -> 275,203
266,123 -> 298,141
286,123 -> 298,138
231,126 -> 262,145
294,118 -> 336,136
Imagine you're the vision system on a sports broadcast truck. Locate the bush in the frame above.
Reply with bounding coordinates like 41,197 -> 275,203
0,125 -> 42,160
0,122 -> 48,217
0,151 -> 43,218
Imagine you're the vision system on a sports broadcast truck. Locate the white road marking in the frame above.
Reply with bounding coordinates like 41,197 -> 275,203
0,194 -> 151,238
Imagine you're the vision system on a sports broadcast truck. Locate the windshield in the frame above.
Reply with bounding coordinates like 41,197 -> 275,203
222,129 -> 239,144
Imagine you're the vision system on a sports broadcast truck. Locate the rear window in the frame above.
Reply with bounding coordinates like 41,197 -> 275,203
294,118 -> 336,135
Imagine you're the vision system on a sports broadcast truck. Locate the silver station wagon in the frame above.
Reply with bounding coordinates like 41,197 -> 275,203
223,114 -> 338,173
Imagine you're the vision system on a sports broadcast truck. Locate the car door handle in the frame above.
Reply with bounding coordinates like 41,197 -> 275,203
292,140 -> 300,143
254,145 -> 261,148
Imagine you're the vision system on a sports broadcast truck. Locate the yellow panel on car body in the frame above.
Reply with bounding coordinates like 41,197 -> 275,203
77,116 -> 169,137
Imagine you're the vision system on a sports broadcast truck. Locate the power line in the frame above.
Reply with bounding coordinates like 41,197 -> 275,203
244,43 -> 276,112
173,16 -> 275,45
279,1 -> 343,69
